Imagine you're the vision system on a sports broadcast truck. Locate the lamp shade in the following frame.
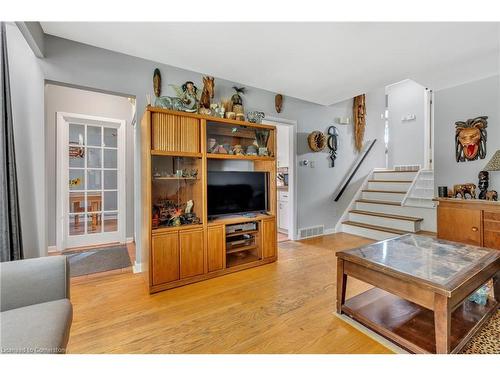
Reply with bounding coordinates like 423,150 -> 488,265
484,150 -> 500,171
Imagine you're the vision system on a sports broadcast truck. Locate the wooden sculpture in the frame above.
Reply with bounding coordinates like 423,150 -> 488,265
453,183 -> 476,199
153,68 -> 161,97
307,131 -> 327,152
455,116 -> 488,162
275,94 -> 283,113
199,76 -> 215,115
353,94 -> 366,153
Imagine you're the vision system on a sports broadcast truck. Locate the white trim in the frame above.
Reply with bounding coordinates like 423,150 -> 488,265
132,261 -> 143,273
126,237 -> 134,243
262,117 -> 298,241
47,245 -> 58,253
56,112 -> 127,251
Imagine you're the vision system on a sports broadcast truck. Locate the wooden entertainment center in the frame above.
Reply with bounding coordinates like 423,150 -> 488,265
141,106 -> 277,293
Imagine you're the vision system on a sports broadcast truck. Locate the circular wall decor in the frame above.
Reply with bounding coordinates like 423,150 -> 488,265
307,131 -> 327,152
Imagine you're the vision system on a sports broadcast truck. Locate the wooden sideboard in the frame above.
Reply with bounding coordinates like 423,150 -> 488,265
437,198 -> 500,249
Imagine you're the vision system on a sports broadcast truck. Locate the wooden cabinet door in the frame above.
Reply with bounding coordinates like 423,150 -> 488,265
437,207 -> 481,246
483,211 -> 500,250
179,229 -> 205,278
151,113 -> 200,154
207,226 -> 224,272
151,232 -> 179,285
262,219 -> 277,259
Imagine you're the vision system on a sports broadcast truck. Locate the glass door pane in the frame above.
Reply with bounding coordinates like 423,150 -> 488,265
67,122 -> 120,238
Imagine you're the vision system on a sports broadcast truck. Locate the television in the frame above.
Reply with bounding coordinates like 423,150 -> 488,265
208,171 -> 268,217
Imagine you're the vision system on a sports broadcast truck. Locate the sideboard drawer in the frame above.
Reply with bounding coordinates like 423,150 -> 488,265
484,211 -> 500,222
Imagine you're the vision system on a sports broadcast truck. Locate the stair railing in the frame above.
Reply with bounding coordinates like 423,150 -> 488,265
333,139 -> 377,202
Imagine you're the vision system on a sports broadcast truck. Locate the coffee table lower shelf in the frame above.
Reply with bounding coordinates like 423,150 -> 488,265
341,288 -> 498,354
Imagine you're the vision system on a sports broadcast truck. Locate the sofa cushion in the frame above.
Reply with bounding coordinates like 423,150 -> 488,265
1,299 -> 72,354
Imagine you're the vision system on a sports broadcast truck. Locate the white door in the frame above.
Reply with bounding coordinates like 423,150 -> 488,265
57,112 -> 126,250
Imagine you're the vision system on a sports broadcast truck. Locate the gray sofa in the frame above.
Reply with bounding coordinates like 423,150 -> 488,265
1,256 -> 73,354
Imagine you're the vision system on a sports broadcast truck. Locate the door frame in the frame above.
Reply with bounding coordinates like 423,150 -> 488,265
262,116 -> 298,241
56,112 -> 126,250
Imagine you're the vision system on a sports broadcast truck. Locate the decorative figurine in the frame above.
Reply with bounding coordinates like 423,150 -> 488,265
255,129 -> 270,156
275,94 -> 283,113
208,138 -> 217,153
453,183 -> 477,199
353,94 -> 366,153
231,86 -> 245,107
153,68 -> 161,97
327,125 -> 339,167
199,76 -> 215,115
455,116 -> 488,162
247,111 -> 265,124
478,171 -> 489,199
155,80 -> 200,113
486,190 -> 498,201
232,144 -> 245,155
246,145 -> 258,155
185,200 -> 194,214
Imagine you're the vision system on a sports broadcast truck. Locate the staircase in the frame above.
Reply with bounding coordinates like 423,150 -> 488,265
337,169 -> 436,240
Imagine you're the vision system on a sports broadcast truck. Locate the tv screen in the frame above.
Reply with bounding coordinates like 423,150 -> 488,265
208,172 -> 268,217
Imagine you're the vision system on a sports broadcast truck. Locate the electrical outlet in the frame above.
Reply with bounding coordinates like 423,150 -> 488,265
310,161 -> 315,168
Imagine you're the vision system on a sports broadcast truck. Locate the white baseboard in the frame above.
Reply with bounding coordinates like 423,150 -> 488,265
324,227 -> 336,235
47,246 -> 58,253
126,237 -> 135,244
132,261 -> 143,273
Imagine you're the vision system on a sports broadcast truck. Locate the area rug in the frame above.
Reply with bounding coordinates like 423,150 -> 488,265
65,245 -> 131,277
460,308 -> 500,354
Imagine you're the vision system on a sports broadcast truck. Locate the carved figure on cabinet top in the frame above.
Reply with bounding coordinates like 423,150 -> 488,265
199,76 -> 215,115
453,183 -> 476,199
455,116 -> 488,162
153,68 -> 161,97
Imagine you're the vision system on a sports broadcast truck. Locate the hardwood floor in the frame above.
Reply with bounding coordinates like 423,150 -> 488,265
67,233 -> 393,354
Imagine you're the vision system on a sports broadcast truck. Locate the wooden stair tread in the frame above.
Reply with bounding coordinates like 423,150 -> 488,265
362,189 -> 407,194
349,209 -> 423,222
373,170 -> 418,173
355,199 -> 402,206
368,180 -> 413,183
342,221 -> 408,235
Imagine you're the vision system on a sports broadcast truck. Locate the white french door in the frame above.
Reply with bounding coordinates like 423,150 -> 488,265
57,112 -> 126,250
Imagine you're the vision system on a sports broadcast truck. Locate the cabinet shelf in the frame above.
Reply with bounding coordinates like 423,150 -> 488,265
226,253 -> 261,268
226,244 -> 257,254
153,176 -> 198,181
225,230 -> 259,238
207,154 -> 274,161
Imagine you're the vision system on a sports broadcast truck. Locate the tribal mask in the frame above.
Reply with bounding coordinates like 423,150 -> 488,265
455,116 -> 488,162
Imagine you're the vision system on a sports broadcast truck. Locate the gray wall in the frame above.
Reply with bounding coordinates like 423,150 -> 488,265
387,79 -> 426,168
38,35 -> 389,264
434,75 -> 500,192
44,84 -> 136,246
5,24 -> 45,258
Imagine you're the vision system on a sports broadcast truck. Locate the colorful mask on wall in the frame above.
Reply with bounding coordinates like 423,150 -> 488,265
455,116 -> 488,162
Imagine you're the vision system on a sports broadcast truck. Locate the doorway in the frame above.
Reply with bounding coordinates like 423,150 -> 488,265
262,117 -> 297,242
56,112 -> 126,250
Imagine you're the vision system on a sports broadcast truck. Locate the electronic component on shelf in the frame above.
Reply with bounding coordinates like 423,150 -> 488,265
225,222 -> 257,234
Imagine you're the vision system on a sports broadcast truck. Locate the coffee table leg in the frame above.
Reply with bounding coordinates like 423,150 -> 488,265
337,258 -> 347,314
494,272 -> 499,303
434,294 -> 451,354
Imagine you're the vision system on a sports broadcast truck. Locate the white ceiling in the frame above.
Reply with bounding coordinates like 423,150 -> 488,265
41,22 -> 500,105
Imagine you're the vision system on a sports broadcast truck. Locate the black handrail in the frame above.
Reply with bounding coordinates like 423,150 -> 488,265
334,139 -> 377,202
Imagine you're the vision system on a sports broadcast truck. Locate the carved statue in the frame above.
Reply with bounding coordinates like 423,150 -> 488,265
275,94 -> 283,113
485,190 -> 498,201
199,76 -> 215,115
153,68 -> 161,97
155,81 -> 200,113
353,94 -> 366,153
453,183 -> 476,199
478,171 -> 489,199
455,116 -> 488,162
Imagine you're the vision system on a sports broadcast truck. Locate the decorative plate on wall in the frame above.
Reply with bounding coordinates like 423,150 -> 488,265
307,131 -> 327,152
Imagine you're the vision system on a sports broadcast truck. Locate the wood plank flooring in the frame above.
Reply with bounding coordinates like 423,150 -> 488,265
67,233 -> 393,354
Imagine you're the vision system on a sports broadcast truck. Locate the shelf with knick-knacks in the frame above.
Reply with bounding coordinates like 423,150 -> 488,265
206,120 -> 275,160
151,155 -> 203,230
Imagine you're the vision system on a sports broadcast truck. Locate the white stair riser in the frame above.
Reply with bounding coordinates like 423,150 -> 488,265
362,191 -> 405,202
349,212 -> 420,232
342,224 -> 399,241
373,172 -> 417,181
367,181 -> 412,191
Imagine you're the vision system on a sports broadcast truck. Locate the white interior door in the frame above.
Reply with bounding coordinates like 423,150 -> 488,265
57,112 -> 126,250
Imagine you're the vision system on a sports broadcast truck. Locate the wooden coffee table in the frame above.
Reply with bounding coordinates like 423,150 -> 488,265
336,234 -> 499,354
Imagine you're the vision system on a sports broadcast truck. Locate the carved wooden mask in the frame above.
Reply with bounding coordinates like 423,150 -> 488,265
455,116 -> 488,162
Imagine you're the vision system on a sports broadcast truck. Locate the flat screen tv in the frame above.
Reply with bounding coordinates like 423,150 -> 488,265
208,171 -> 268,217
